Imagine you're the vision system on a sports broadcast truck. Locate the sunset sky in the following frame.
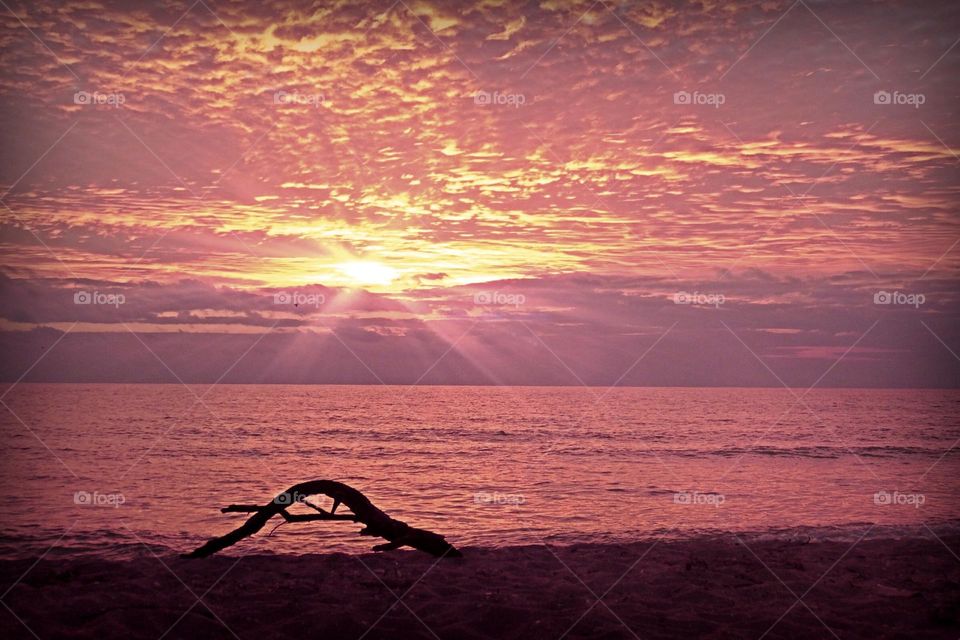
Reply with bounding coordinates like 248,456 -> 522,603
1,0 -> 958,386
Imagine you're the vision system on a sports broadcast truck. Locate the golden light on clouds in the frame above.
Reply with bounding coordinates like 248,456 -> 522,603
0,0 -> 958,387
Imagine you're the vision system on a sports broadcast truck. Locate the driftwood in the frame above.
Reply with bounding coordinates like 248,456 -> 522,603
184,480 -> 462,559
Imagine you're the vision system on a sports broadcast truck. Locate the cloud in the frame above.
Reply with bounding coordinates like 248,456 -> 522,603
1,0 -> 958,385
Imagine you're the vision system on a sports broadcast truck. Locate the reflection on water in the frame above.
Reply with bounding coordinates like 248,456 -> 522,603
1,384 -> 958,558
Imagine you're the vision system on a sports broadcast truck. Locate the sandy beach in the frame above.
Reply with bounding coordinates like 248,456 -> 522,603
2,532 -> 957,639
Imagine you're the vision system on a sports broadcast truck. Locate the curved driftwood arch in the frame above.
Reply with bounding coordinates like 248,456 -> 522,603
184,480 -> 462,558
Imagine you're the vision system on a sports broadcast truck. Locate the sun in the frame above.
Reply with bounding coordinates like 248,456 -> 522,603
335,260 -> 399,287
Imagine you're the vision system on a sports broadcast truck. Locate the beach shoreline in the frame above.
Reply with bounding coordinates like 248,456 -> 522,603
2,531 -> 957,639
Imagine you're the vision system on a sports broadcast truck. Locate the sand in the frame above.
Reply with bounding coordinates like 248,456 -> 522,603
1,533 -> 958,639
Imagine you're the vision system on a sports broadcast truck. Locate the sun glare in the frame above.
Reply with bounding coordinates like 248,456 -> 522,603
335,261 -> 399,287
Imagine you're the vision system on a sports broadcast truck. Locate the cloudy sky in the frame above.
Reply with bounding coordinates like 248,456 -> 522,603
1,0 -> 958,386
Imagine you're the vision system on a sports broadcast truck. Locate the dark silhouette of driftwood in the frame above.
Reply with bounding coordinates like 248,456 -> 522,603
184,480 -> 462,558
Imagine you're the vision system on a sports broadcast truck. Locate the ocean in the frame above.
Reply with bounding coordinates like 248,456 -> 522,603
1,384 -> 957,558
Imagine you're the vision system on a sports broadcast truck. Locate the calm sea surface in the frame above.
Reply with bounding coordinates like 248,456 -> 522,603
1,384 -> 957,558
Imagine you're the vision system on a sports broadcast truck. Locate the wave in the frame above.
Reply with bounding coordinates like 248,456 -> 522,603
4,520 -> 959,561
539,444 -> 952,459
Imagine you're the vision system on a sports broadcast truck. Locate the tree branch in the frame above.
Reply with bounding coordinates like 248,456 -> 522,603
184,480 -> 462,559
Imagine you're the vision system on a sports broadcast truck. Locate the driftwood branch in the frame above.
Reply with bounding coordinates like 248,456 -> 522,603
184,480 -> 462,559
